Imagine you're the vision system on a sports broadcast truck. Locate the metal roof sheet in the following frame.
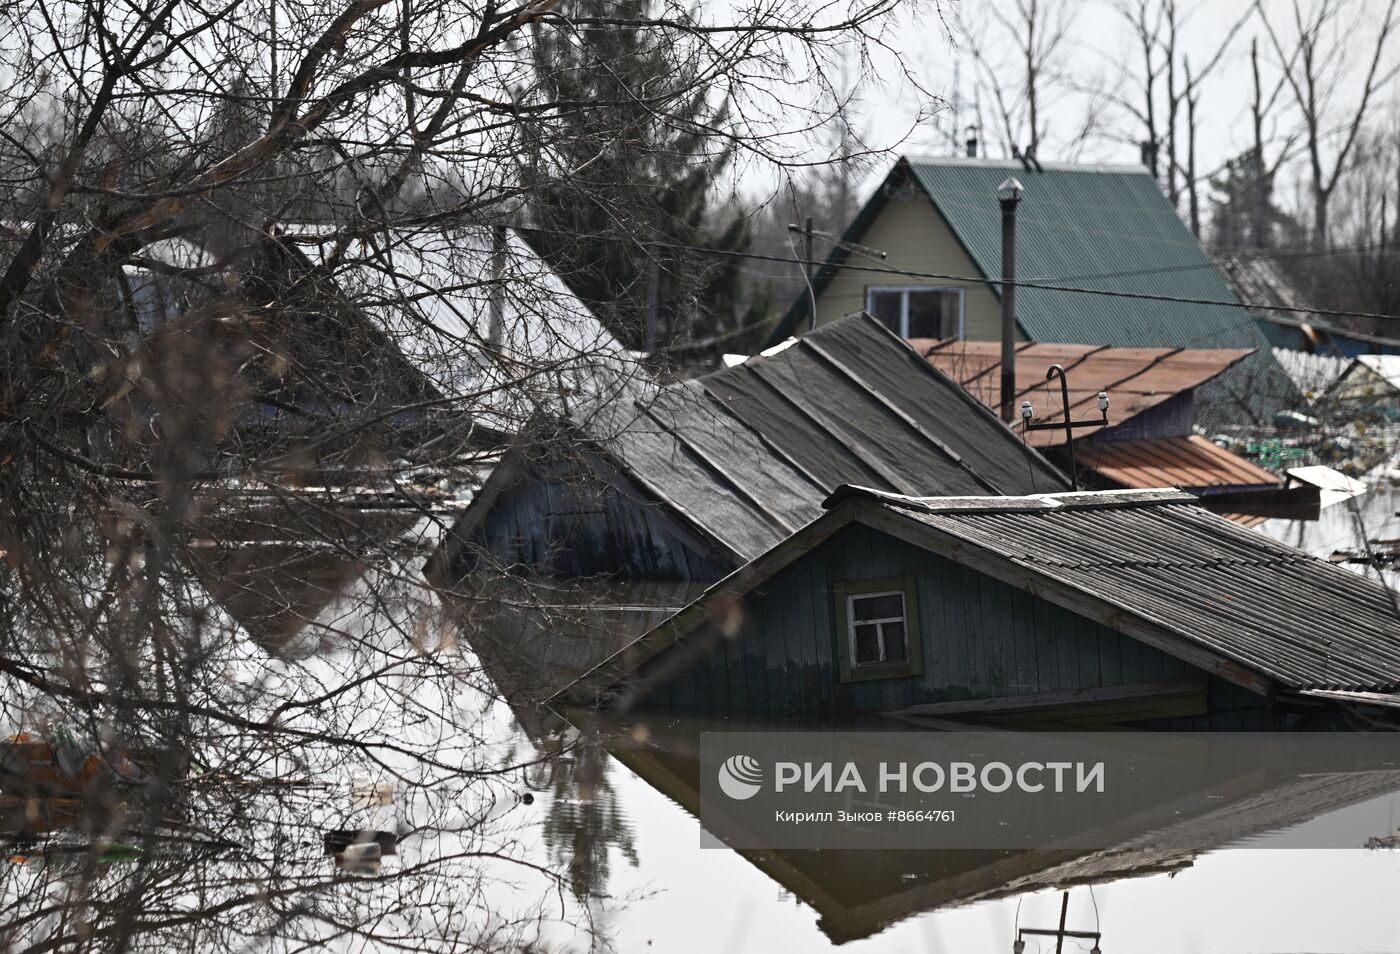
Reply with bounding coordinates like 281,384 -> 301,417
1087,435 -> 1278,490
769,157 -> 1300,426
573,314 -> 1070,564
563,486 -> 1400,702
914,339 -> 1252,447
879,489 -> 1400,692
903,158 -> 1259,347
705,314 -> 1069,498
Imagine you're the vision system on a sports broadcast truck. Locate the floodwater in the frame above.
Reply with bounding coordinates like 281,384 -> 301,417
499,479 -> 1400,953
518,728 -> 1400,954
19,482 -> 1400,953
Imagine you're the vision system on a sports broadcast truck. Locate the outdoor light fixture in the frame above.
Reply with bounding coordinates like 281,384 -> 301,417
997,176 -> 1025,205
1097,391 -> 1109,413
1020,401 -> 1034,422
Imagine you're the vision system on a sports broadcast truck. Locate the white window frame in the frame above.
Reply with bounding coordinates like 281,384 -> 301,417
864,286 -> 966,339
846,590 -> 908,668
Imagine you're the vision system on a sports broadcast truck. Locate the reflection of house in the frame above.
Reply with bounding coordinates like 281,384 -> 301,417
595,720 -> 1400,944
560,487 -> 1400,723
436,314 -> 1067,585
765,156 -> 1298,426
916,340 -> 1293,514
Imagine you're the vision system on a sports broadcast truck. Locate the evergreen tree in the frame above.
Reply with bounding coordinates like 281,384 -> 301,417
519,0 -> 762,358
1207,149 -> 1302,251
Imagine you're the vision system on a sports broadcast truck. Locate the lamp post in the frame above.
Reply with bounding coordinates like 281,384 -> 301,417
1021,364 -> 1111,491
998,176 -> 1024,422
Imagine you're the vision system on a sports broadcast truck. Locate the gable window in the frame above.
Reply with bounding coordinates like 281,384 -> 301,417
865,286 -> 964,339
832,576 -> 924,683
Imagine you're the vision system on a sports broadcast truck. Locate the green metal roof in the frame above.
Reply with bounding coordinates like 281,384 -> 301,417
904,156 -> 1263,349
768,156 -> 1298,424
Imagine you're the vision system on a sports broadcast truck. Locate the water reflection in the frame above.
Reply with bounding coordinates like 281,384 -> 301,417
528,714 -> 1400,948
541,732 -> 638,905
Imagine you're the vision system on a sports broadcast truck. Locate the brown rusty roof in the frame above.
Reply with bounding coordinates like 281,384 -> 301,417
1086,435 -> 1278,490
912,339 -> 1253,447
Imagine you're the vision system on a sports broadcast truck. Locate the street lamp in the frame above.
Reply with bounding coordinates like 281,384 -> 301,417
998,177 -> 1024,423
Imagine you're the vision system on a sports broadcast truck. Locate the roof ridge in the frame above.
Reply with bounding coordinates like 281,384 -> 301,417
823,484 -> 1198,512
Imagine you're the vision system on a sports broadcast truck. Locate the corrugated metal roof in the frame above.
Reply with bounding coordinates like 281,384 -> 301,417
1087,435 -> 1278,490
904,158 -> 1258,347
915,339 -> 1252,446
873,488 -> 1400,692
704,314 -> 1069,499
564,486 -> 1400,703
577,314 -> 1070,564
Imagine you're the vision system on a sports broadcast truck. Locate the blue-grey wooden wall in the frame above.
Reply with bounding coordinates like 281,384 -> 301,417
461,455 -> 733,582
642,522 -> 1284,727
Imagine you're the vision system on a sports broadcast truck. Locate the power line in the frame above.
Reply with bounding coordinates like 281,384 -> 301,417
510,224 -> 1400,325
1028,239 -> 1399,286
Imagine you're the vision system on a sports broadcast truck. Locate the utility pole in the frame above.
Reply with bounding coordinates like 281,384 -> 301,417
997,177 -> 1023,422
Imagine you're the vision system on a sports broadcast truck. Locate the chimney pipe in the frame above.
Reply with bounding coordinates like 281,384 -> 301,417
997,177 -> 1024,422
1139,139 -> 1159,178
965,125 -> 979,158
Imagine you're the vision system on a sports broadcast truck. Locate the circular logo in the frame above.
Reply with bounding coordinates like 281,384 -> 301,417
717,754 -> 764,800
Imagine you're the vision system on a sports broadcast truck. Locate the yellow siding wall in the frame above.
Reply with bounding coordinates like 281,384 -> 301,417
811,189 -> 1014,341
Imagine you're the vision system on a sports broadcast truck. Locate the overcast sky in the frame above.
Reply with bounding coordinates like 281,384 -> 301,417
773,0 -> 1400,212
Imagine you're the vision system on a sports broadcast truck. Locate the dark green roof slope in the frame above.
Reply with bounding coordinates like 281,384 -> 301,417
768,156 -> 1299,425
903,157 -> 1259,349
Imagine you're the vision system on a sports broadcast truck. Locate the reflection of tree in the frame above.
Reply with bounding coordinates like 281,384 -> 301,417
0,0 -> 923,946
542,735 -> 638,905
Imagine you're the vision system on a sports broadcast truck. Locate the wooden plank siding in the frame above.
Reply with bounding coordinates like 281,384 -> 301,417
642,523 -> 1281,726
810,185 -> 1008,341
460,454 -> 735,582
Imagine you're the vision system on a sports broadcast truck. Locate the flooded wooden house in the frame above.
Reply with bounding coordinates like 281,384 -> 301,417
435,312 -> 1069,585
558,487 -> 1400,727
763,155 -> 1302,429
98,223 -> 627,476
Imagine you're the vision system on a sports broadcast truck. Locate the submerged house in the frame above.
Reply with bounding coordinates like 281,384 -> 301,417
916,339 -> 1311,518
766,156 -> 1300,427
557,486 -> 1400,727
438,313 -> 1068,585
98,222 -> 627,475
431,313 -> 1069,700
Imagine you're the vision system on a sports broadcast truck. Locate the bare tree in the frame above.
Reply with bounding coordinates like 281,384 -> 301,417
1106,0 -> 1249,229
958,0 -> 1103,160
1260,0 -> 1400,248
0,0 -> 928,948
